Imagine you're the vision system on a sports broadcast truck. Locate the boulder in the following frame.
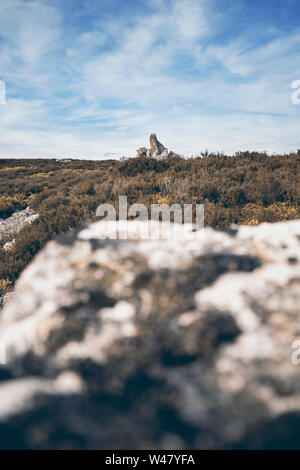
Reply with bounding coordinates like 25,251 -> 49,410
149,133 -> 165,154
136,147 -> 147,158
0,219 -> 299,449
0,207 -> 38,245
136,134 -> 179,160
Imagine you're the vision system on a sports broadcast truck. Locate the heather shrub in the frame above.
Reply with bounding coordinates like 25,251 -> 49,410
0,153 -> 298,291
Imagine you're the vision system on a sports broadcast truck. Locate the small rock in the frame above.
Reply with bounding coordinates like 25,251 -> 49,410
0,207 -> 38,243
3,240 -> 15,251
136,147 -> 147,158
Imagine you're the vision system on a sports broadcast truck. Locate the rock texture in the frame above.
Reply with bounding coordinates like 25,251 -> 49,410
136,134 -> 178,160
0,207 -> 38,249
0,219 -> 300,449
0,207 -> 38,307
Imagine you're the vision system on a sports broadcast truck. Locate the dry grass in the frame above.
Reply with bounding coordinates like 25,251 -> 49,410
0,152 -> 298,294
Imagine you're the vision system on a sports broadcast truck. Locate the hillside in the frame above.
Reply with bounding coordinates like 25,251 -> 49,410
0,152 -> 299,298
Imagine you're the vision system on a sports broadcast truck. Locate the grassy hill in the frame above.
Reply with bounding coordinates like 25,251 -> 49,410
0,151 -> 299,296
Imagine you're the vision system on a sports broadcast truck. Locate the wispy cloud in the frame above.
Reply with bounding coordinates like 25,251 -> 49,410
0,0 -> 299,158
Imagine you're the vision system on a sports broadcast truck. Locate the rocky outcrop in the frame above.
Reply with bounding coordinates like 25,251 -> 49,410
136,134 -> 179,160
0,219 -> 299,449
0,207 -> 38,249
0,207 -> 38,307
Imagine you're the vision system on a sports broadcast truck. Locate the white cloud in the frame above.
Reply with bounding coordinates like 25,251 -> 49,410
0,0 -> 299,158
78,0 -> 214,108
0,0 -> 61,67
207,30 -> 300,79
173,0 -> 209,43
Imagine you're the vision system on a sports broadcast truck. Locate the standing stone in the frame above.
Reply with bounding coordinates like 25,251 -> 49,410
149,134 -> 165,154
136,134 -> 180,160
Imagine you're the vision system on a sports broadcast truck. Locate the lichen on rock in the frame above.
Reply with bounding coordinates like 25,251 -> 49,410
0,219 -> 299,449
0,207 -> 38,246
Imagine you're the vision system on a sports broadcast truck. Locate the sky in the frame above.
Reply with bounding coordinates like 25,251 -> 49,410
0,0 -> 300,159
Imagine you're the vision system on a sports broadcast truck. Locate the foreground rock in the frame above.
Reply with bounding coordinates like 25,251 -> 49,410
136,134 -> 179,159
0,220 -> 299,449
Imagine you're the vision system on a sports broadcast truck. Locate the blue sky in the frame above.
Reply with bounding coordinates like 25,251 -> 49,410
0,0 -> 300,158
